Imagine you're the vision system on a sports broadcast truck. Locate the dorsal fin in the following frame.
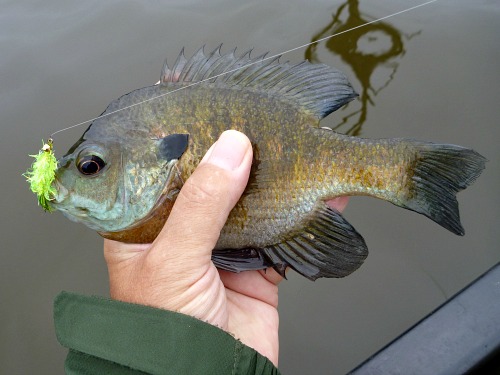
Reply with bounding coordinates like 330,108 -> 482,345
160,45 -> 358,119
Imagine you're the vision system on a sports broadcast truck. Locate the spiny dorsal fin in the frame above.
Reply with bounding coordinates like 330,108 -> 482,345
160,45 -> 358,119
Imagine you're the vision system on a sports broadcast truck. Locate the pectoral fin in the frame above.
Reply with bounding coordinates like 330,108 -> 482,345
212,203 -> 368,280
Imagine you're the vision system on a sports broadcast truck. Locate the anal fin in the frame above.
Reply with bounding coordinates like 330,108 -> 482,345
211,248 -> 272,273
265,203 -> 368,280
212,203 -> 368,281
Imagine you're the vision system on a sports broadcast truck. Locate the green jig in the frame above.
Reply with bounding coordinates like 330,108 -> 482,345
24,139 -> 57,212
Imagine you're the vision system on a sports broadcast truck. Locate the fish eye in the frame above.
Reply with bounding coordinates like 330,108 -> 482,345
77,155 -> 106,176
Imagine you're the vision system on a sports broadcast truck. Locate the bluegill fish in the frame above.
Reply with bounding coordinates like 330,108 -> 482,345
49,46 -> 486,280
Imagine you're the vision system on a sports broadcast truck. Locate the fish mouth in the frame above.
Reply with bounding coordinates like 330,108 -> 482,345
48,178 -> 69,208
62,204 -> 89,217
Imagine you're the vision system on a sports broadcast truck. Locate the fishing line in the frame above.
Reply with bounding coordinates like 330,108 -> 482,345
50,0 -> 438,138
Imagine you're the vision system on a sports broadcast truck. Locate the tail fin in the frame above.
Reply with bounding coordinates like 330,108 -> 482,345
402,143 -> 486,235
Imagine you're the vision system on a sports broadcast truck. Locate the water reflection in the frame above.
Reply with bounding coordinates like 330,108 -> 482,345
305,0 -> 420,136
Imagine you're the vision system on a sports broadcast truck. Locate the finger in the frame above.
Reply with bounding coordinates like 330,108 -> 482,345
326,196 -> 349,212
219,269 -> 281,306
149,130 -> 253,269
259,268 -> 284,286
103,238 -> 150,266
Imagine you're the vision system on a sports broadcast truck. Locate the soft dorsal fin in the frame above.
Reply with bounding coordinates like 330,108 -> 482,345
160,45 -> 358,119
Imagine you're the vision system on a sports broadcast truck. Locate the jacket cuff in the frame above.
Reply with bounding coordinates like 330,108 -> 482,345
54,291 -> 279,375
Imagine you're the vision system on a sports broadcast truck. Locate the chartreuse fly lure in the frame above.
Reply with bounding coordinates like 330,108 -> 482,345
24,139 -> 57,212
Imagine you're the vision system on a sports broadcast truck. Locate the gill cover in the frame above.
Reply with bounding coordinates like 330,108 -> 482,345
159,134 -> 189,161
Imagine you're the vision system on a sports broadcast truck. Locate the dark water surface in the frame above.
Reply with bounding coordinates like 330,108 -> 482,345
2,0 -> 499,373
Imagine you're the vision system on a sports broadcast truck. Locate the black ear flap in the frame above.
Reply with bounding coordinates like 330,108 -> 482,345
159,134 -> 189,161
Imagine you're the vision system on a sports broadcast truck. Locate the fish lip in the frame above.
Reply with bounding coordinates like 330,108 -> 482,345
66,206 -> 89,218
49,178 -> 69,206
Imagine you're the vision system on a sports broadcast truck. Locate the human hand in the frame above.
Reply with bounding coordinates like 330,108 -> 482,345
104,130 -> 349,366
104,130 -> 281,364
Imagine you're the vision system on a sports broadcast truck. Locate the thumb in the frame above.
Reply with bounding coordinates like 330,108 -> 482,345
148,130 -> 253,271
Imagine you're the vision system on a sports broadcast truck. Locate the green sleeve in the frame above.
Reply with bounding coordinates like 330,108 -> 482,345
54,292 -> 280,375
